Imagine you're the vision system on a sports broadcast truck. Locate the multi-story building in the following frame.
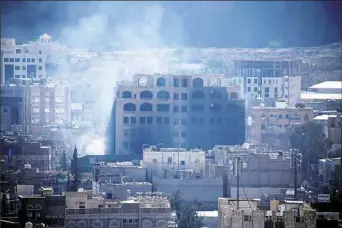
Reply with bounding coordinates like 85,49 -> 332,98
18,187 -> 66,228
232,60 -> 302,107
0,135 -> 52,171
249,104 -> 313,146
114,73 -> 245,155
0,83 -> 71,133
1,38 -> 47,84
65,191 -> 172,228
142,146 -> 206,179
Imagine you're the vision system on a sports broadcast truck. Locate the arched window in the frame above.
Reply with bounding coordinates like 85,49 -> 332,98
152,158 -> 157,163
192,91 -> 205,99
123,103 -> 136,112
210,104 -> 222,113
156,77 -> 166,87
209,91 -> 222,99
122,91 -> 132,98
140,103 -> 152,111
35,205 -> 42,210
140,90 -> 153,99
167,157 -> 172,164
192,78 -> 204,88
27,205 -> 34,210
157,91 -> 170,99
230,92 -> 238,100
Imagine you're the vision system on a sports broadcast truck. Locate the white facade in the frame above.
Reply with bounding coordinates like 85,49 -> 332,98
142,147 -> 206,178
232,75 -> 301,107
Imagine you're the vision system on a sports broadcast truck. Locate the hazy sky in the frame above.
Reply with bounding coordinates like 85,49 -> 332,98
1,1 -> 341,48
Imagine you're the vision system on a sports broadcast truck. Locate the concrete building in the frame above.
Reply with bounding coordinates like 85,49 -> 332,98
142,146 -> 206,179
94,182 -> 153,197
196,211 -> 219,228
1,38 -> 47,84
94,161 -> 147,183
301,81 -> 342,111
18,187 -> 66,228
232,60 -> 302,107
208,145 -> 302,187
65,191 -> 172,228
249,105 -> 313,146
0,136 -> 52,171
218,198 -> 316,228
0,84 -> 71,134
114,73 -> 245,155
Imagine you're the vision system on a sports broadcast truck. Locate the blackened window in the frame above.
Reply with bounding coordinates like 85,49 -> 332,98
16,49 -> 21,54
15,66 -> 20,70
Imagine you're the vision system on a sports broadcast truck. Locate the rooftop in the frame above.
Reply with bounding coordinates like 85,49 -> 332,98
309,81 -> 342,90
301,92 -> 342,100
313,114 -> 337,121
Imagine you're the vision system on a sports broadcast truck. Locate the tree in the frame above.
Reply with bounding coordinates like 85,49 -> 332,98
289,121 -> 333,177
170,190 -> 204,228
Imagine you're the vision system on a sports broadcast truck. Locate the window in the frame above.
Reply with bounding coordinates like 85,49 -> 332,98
164,117 -> 170,124
4,58 -> 9,62
254,78 -> 257,83
157,104 -> 170,112
123,117 -> 129,124
181,131 -> 187,137
36,212 -> 41,218
230,92 -> 238,100
254,87 -> 257,92
22,66 -> 26,70
152,158 -> 157,163
10,58 -> 14,62
39,58 -> 42,63
181,106 -> 187,113
195,159 -> 200,163
264,87 -> 270,98
157,117 -> 162,124
157,91 -> 170,99
31,58 -> 35,62
192,78 -> 204,88
140,117 -> 146,124
181,93 -> 187,100
173,78 -> 179,87
39,50 -> 42,55
27,212 -> 33,218
244,215 -> 252,221
15,58 -> 20,62
122,91 -> 132,98
173,93 -> 179,100
279,114 -> 283,119
180,161 -> 185,166
123,103 -> 136,112
27,58 -> 31,62
247,87 -> 251,92
304,114 -> 309,121
269,79 -> 272,84
173,118 -> 179,125
140,103 -> 153,111
128,219 -> 133,224
147,117 -> 153,124
123,142 -> 129,149
130,117 -> 136,124
140,91 -> 153,99
247,78 -> 251,84
157,77 -> 166,86
182,78 -> 188,87
15,66 -> 20,70
192,91 -> 205,99
3,108 -> 8,113
173,106 -> 179,113
168,157 -> 172,164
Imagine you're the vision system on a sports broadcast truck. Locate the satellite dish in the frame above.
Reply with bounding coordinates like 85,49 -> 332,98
242,162 -> 248,169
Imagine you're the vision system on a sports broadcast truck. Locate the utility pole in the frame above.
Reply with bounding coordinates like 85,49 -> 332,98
292,149 -> 298,201
235,156 -> 241,210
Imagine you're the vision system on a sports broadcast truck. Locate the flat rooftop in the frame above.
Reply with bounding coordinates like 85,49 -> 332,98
309,81 -> 342,90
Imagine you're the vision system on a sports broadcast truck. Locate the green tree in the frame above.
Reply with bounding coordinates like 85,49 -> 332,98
170,190 -> 204,228
289,121 -> 333,177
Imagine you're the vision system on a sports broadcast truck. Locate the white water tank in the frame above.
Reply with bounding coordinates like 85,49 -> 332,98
24,163 -> 32,169
25,222 -> 33,228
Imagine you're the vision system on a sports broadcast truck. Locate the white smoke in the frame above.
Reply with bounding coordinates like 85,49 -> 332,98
52,2 -> 184,156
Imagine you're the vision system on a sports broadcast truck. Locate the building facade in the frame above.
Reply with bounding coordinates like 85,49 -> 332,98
232,60 -> 302,107
0,84 -> 71,133
249,105 -> 314,146
114,73 -> 245,155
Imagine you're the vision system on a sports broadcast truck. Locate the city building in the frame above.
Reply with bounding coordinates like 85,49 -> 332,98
65,191 -> 172,228
0,84 -> 71,134
249,104 -> 313,146
232,60 -> 302,107
1,38 -> 47,84
218,198 -> 316,228
0,136 -> 52,171
301,81 -> 342,111
142,146 -> 206,179
114,73 -> 245,155
18,187 -> 66,228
